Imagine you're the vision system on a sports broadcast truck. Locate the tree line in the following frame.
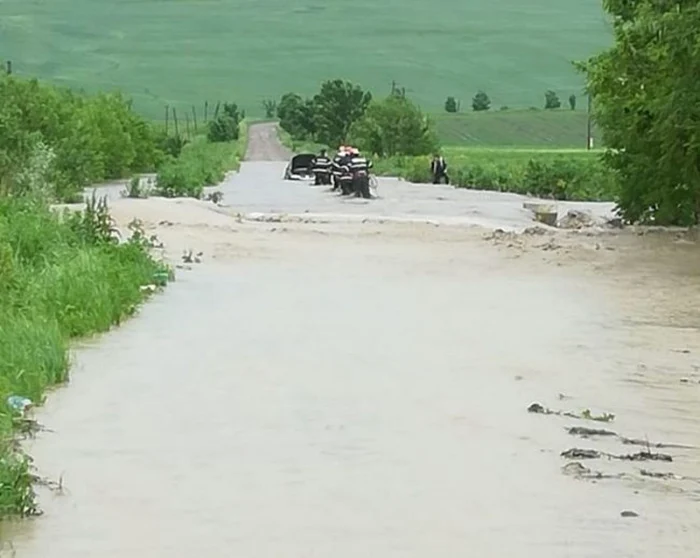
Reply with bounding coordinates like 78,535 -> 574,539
0,73 -> 244,201
266,79 -> 438,157
444,90 -> 581,113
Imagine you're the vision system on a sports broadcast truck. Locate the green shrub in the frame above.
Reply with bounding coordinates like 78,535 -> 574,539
207,103 -> 241,142
0,74 -> 164,201
374,150 -> 617,201
155,137 -> 241,198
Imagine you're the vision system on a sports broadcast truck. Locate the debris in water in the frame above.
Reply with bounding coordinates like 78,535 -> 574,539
640,469 -> 678,480
561,461 -> 616,479
205,191 -> 224,204
567,426 -> 617,438
558,209 -> 595,229
527,402 -> 615,423
619,437 -> 693,450
561,447 -> 673,462
6,395 -> 32,415
561,448 -> 602,460
580,409 -> 615,422
617,451 -> 672,462
13,417 -> 52,438
620,510 -> 639,518
182,250 -> 202,264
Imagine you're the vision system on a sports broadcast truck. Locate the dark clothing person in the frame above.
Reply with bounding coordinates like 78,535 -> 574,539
312,151 -> 332,185
349,154 -> 373,199
331,152 -> 346,190
338,153 -> 354,195
430,155 -> 449,184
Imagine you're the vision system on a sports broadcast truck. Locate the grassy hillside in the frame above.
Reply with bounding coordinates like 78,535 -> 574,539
435,109 -> 601,148
0,0 -> 611,120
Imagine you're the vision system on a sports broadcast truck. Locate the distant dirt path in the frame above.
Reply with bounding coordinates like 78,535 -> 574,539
245,122 -> 292,161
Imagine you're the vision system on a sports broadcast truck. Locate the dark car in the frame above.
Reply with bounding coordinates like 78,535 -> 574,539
283,153 -> 316,180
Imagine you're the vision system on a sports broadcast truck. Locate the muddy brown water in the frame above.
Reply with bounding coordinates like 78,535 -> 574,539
3,125 -> 700,557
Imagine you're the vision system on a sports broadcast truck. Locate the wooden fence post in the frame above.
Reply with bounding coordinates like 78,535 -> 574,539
172,107 -> 179,137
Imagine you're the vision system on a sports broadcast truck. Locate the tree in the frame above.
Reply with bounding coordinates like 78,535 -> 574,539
568,94 -> 577,110
207,102 -> 241,142
544,90 -> 561,109
276,93 -> 315,139
349,94 -> 438,157
581,0 -> 700,225
444,96 -> 459,113
472,91 -> 490,111
313,79 -> 372,147
262,99 -> 277,119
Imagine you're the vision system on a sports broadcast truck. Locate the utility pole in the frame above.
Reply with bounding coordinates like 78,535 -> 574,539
586,92 -> 593,150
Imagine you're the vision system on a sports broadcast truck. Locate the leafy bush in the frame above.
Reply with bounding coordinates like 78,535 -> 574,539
374,151 -> 617,201
349,95 -> 438,157
472,91 -> 491,111
0,74 -> 164,201
155,137 -> 241,198
207,102 -> 241,142
544,90 -> 561,109
262,99 -> 277,118
444,96 -> 459,113
0,195 -> 170,517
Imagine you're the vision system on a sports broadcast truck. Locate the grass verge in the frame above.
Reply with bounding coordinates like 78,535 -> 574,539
154,121 -> 247,198
0,194 -> 171,517
373,148 -> 617,201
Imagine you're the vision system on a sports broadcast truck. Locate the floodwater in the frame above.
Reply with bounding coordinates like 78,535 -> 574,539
4,124 -> 700,557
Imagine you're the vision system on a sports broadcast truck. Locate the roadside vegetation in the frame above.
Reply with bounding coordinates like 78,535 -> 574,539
0,74 -> 176,517
274,80 -> 615,202
276,0 -> 700,227
373,150 -> 615,202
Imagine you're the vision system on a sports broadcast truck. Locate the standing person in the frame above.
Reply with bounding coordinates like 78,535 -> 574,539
312,148 -> 332,185
430,153 -> 449,184
349,148 -> 373,199
331,146 -> 346,191
338,147 -> 354,195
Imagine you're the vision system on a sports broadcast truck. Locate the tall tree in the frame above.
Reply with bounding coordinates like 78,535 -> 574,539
312,80 -> 371,147
582,0 -> 700,225
349,94 -> 438,157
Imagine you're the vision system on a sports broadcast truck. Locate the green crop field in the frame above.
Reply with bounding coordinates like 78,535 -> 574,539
435,109 -> 602,148
0,0 -> 612,125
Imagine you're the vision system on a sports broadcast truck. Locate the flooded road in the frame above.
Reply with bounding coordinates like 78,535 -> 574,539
5,124 -> 700,557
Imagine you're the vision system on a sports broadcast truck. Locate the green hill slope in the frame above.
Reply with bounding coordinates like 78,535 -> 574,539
435,109 -> 601,148
0,0 -> 612,119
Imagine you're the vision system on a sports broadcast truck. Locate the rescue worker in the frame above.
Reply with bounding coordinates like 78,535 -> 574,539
312,148 -> 332,185
331,146 -> 346,190
430,153 -> 449,184
338,147 -> 355,196
348,147 -> 373,199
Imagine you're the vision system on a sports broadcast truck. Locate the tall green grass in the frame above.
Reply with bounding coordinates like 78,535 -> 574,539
374,149 -> 618,201
0,195 -> 170,517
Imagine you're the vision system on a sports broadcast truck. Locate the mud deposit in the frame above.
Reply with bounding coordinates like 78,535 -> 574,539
3,125 -> 700,557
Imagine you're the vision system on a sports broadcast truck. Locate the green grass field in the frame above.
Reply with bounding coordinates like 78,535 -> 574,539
0,0 -> 612,124
435,109 -> 601,148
